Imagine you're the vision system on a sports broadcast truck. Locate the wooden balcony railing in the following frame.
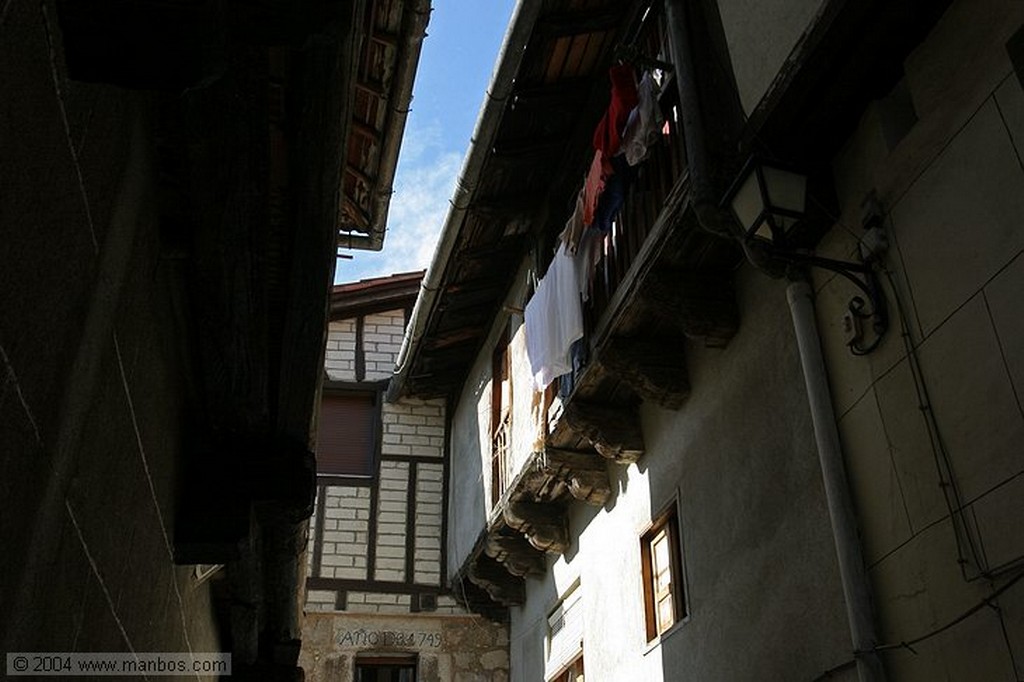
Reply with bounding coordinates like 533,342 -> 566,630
490,411 -> 512,509
561,75 -> 688,398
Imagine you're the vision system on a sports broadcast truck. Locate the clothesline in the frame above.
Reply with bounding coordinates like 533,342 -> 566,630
525,62 -> 666,391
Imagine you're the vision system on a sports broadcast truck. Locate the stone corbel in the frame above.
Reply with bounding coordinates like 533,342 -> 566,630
467,554 -> 525,606
563,400 -> 644,463
484,530 -> 547,578
640,269 -> 739,347
503,500 -> 570,554
541,447 -> 612,506
597,335 -> 690,410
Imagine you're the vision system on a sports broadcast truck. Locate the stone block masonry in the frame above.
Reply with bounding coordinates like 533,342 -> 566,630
317,486 -> 371,580
324,319 -> 357,382
299,613 -> 510,682
374,461 -> 409,582
363,311 -> 406,380
414,462 -> 444,585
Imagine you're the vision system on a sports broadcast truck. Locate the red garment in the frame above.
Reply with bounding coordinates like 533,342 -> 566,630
582,150 -> 604,227
592,64 -> 639,162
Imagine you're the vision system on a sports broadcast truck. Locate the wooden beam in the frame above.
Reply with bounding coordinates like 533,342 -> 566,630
562,400 -> 644,463
350,118 -> 382,142
535,7 -> 622,37
597,335 -> 690,410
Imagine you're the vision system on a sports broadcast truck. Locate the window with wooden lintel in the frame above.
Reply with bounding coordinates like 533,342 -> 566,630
490,324 -> 512,508
315,382 -> 382,482
641,502 -> 686,641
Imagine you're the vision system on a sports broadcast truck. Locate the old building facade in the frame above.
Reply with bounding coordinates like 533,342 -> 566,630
299,273 -> 510,682
1,0 -> 428,678
387,1 -> 1024,681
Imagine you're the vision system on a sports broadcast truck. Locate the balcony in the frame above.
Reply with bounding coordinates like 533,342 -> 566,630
465,75 -> 742,608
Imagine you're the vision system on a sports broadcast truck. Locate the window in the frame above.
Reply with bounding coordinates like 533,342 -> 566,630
355,656 -> 415,682
641,504 -> 686,641
490,325 -> 512,507
316,385 -> 381,480
551,654 -> 584,682
546,582 -> 583,681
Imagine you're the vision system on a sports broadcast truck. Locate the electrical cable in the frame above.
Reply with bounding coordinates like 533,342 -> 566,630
810,570 -> 1024,682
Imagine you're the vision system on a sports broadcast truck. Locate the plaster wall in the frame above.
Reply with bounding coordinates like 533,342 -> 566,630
814,1 -> 1024,677
448,261 -> 533,577
510,269 -> 852,682
716,0 -> 824,115
0,1 -> 219,658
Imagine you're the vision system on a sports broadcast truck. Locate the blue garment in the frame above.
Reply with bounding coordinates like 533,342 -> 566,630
592,153 -> 636,233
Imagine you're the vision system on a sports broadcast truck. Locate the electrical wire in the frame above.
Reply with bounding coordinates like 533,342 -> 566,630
810,570 -> 1024,682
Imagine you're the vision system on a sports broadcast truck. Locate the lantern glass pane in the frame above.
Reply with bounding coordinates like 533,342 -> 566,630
731,169 -> 764,232
753,221 -> 774,241
763,166 -> 806,215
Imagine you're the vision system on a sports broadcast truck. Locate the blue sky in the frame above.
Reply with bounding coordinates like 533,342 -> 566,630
335,0 -> 518,284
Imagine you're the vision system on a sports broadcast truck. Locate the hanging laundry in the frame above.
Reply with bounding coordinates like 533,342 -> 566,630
621,71 -> 663,166
592,154 -> 637,233
558,189 -> 587,254
525,243 -> 584,391
582,150 -> 604,227
573,227 -> 602,302
592,64 -> 639,164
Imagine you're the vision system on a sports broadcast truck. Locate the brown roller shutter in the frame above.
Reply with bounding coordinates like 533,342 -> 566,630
316,391 -> 377,477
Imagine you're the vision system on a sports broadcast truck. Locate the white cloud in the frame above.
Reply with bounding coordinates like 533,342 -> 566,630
334,117 -> 464,284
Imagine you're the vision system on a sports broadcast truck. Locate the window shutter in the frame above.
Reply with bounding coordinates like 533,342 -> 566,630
546,585 -> 583,680
316,392 -> 376,477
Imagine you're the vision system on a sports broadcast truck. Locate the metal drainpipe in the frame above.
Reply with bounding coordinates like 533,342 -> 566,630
787,280 -> 886,682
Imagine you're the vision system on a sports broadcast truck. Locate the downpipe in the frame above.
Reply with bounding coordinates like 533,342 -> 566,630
787,280 -> 886,682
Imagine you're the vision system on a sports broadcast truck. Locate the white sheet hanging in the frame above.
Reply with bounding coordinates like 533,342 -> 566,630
525,243 -> 584,391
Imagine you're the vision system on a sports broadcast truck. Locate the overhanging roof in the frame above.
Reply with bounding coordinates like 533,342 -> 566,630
390,0 -> 651,401
338,0 -> 430,252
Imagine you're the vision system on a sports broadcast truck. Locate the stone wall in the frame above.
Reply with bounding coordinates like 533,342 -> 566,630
301,613 -> 509,682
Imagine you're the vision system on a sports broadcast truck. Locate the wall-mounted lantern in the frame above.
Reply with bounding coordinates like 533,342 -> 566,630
723,156 -> 889,355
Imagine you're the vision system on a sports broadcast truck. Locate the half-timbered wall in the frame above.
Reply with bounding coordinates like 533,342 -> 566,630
305,314 -> 456,613
301,291 -> 511,682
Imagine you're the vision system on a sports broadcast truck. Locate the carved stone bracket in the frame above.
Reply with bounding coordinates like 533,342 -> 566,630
598,335 -> 690,410
541,447 -> 611,506
467,554 -> 525,606
640,269 -> 739,347
484,528 -> 547,578
563,400 -> 644,463
504,500 -> 570,554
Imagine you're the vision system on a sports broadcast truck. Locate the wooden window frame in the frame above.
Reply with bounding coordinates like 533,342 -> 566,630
640,501 -> 687,642
490,325 -> 512,508
549,652 -> 584,682
315,380 -> 385,485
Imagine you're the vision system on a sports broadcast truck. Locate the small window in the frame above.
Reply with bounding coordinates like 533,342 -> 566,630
641,504 -> 686,641
316,387 -> 380,479
546,582 -> 583,681
355,656 -> 416,682
550,653 -> 584,682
